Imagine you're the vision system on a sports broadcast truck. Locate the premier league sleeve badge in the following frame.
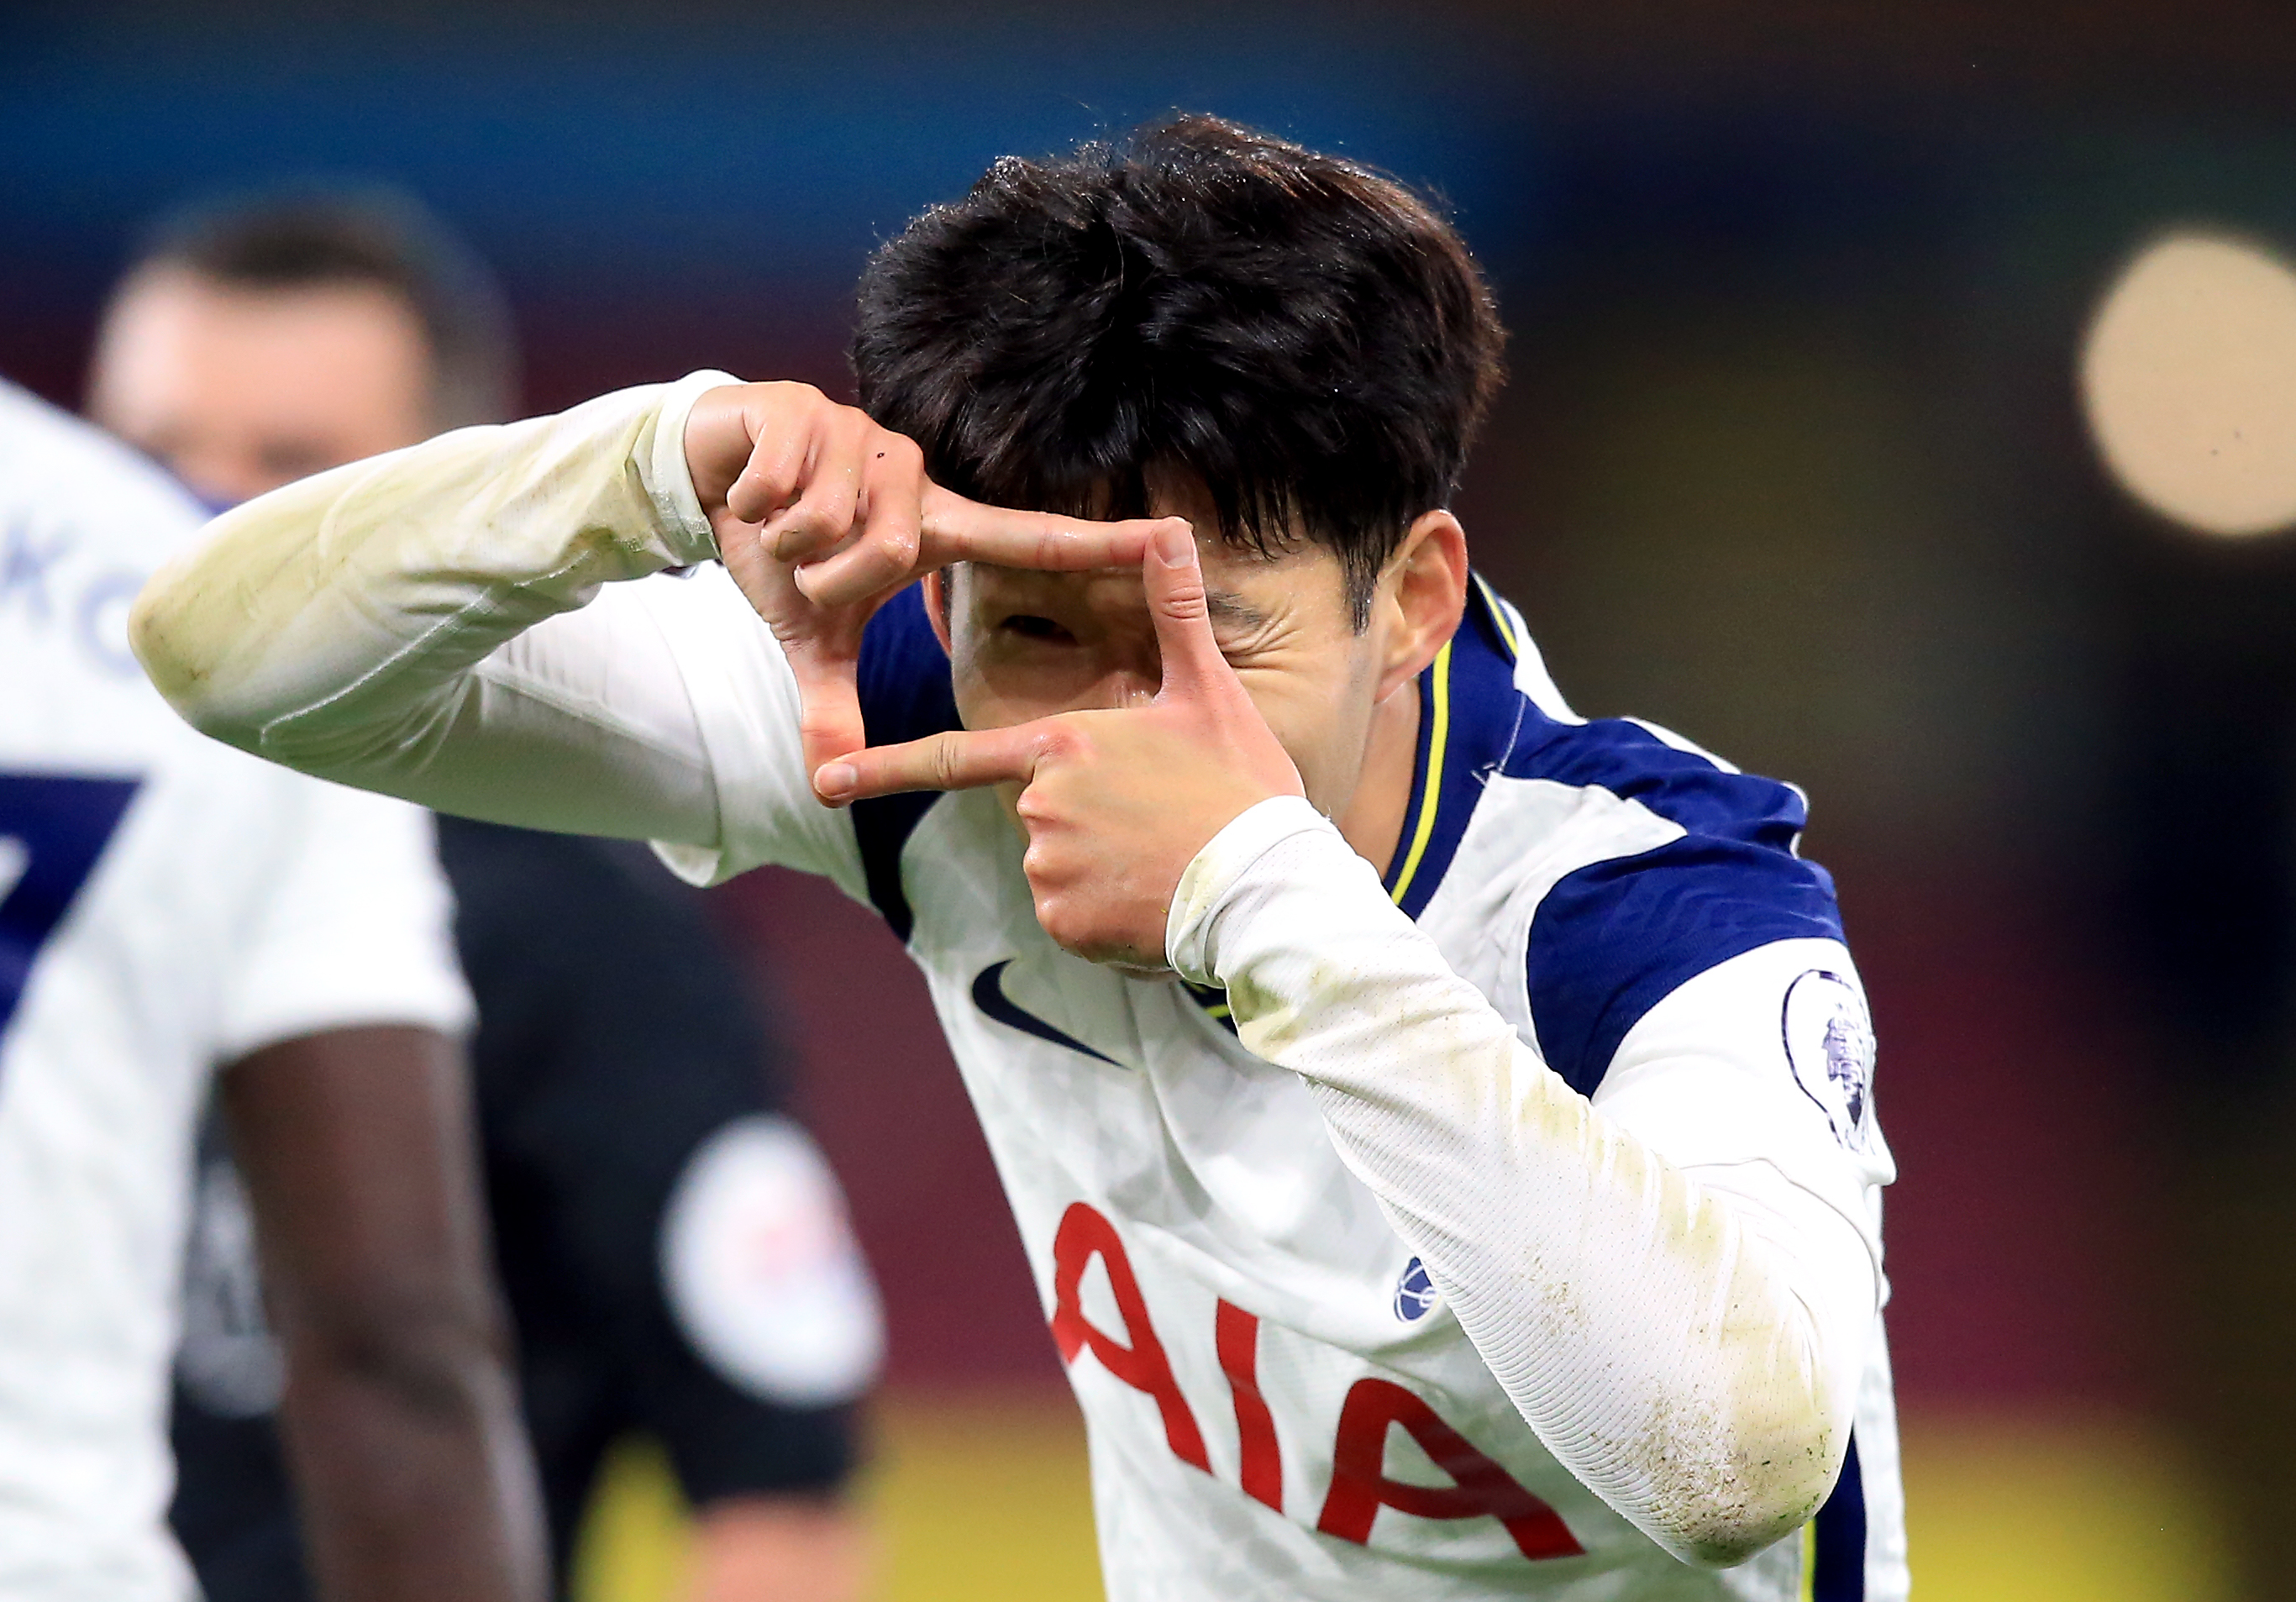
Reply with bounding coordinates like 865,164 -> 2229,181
1780,969 -> 1878,1152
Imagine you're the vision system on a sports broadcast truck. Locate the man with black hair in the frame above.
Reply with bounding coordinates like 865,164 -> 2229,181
89,192 -> 878,1602
135,119 -> 1907,1599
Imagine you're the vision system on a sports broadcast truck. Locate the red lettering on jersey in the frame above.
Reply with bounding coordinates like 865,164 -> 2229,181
1215,1300 -> 1283,1511
1316,1379 -> 1584,1561
1048,1203 -> 1209,1472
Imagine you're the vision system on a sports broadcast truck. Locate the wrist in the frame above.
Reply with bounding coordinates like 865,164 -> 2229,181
1164,795 -> 1345,985
647,370 -> 743,562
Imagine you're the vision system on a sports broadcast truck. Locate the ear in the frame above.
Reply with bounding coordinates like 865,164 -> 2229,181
1370,510 -> 1469,702
921,568 -> 957,655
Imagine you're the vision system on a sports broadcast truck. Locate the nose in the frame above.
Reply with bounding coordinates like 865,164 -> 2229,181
1084,662 -> 1159,712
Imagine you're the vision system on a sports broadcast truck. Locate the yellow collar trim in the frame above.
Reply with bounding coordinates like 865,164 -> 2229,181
1389,638 -> 1454,906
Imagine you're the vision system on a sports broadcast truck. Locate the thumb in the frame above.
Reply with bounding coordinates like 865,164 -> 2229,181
778,636 -> 869,792
1145,520 -> 1232,702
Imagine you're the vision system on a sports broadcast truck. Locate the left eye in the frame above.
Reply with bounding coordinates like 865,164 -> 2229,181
999,614 -> 1074,643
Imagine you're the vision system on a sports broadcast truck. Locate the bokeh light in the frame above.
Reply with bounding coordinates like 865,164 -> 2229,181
2082,231 -> 2296,538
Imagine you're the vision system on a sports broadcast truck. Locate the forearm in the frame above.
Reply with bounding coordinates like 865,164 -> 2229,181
276,1322 -> 546,1602
684,1497 -> 871,1602
1169,799 -> 1867,1567
226,1027 -> 549,1601
130,374 -> 731,838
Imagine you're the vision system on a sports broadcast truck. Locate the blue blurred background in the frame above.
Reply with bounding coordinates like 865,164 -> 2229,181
12,3 -> 2296,1596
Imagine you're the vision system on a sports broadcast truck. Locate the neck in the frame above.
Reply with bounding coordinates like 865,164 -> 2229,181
1336,678 -> 1421,875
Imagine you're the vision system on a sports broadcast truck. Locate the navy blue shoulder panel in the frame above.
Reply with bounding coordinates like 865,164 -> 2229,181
1811,1432 -> 1867,1600
1505,712 -> 1843,1097
849,586 -> 961,942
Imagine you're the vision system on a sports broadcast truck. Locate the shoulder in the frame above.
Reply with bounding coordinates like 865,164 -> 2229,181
1497,713 -> 1843,1097
0,381 -> 206,558
0,386 -> 206,695
1437,590 -> 1842,1099
847,587 -> 963,940
856,585 -> 960,746
1501,711 -> 1812,854
201,771 -> 470,1055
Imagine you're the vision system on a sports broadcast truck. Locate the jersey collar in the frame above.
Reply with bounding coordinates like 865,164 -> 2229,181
1379,574 -> 1526,922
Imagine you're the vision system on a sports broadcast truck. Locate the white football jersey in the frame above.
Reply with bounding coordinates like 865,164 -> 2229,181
0,384 -> 472,1601
633,567 -> 1908,1601
129,376 -> 1906,1600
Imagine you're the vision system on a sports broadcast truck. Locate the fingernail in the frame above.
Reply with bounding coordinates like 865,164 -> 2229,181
1154,521 -> 1195,567
816,762 -> 858,797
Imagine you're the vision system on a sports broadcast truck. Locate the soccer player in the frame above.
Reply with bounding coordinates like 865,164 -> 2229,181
134,118 -> 1907,1599
0,381 -> 544,1599
89,193 -> 880,1602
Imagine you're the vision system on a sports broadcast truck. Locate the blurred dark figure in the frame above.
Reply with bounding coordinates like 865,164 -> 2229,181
88,192 -> 881,1602
2111,517 -> 2296,1602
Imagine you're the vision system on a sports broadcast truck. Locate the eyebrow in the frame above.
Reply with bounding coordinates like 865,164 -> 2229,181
1206,589 -> 1272,631
974,565 -> 1273,631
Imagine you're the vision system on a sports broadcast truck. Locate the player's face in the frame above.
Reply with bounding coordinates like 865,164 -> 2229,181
87,269 -> 433,508
939,480 -> 1395,827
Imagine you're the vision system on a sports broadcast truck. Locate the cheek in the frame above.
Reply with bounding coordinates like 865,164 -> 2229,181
951,664 -> 1070,735
1284,637 -> 1386,789
950,633 -> 1152,731
1243,674 -> 1369,804
943,660 -> 1029,839
947,629 -> 1036,733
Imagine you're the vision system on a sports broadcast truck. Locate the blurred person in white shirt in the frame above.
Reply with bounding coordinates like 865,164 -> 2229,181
0,379 -> 544,1601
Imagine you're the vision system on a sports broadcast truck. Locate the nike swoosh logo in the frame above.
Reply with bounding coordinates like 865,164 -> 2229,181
971,961 -> 1120,1066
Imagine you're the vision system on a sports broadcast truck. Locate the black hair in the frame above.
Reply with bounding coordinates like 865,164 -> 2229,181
853,113 -> 1505,624
120,187 -> 517,428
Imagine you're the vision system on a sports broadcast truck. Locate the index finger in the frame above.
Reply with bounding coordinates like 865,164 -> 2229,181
920,486 -> 1184,574
813,720 -> 1058,805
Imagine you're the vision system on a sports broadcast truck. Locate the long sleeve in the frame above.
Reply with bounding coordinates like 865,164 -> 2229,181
131,373 -> 738,845
1167,796 -> 1878,1568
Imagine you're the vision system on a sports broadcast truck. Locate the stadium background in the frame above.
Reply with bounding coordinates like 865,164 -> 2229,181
8,1 -> 2296,1596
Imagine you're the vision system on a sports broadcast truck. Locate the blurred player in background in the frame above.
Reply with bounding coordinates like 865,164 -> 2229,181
0,382 -> 543,1599
133,118 -> 1905,1599
88,193 -> 880,1602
